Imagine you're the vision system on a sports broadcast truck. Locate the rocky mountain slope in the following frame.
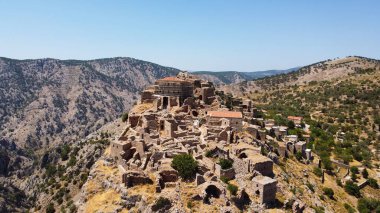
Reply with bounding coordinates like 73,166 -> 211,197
0,57 -> 180,149
0,57 -> 181,212
222,56 -> 380,96
193,67 -> 298,84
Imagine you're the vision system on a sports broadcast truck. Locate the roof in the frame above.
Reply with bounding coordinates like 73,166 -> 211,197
287,116 -> 303,120
249,154 -> 272,164
208,111 -> 243,119
157,76 -> 185,82
252,176 -> 277,185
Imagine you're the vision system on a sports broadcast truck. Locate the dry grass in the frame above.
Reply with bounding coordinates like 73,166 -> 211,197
130,103 -> 154,113
128,183 -> 156,204
84,189 -> 121,213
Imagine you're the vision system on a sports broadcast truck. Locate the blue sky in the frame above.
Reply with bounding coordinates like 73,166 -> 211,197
0,0 -> 379,71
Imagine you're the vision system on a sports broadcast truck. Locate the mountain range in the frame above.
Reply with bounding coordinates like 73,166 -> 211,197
0,55 -> 379,212
192,67 -> 299,84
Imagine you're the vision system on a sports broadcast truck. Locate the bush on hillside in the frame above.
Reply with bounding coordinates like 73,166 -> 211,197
171,154 -> 198,179
227,183 -> 238,196
345,181 -> 361,197
121,113 -> 129,122
218,158 -> 233,170
322,187 -> 334,199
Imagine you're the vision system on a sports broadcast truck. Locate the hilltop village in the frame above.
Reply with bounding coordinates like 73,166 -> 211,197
108,72 -> 313,212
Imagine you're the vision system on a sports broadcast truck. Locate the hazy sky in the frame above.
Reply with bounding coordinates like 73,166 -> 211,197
1,0 -> 379,71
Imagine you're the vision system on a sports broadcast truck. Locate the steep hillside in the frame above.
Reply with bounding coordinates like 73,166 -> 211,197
226,56 -> 380,212
234,56 -> 380,180
0,57 -> 180,149
222,56 -> 380,96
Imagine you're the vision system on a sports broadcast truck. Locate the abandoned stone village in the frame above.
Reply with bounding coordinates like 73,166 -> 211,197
108,72 -> 313,212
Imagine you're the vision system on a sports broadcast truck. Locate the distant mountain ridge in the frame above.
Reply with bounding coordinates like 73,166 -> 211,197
221,56 -> 380,96
192,67 -> 299,84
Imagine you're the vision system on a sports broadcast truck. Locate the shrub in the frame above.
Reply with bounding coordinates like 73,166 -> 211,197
205,150 -> 214,158
45,164 -> 57,178
313,206 -> 325,213
295,151 -> 303,161
171,154 -> 198,179
357,197 -> 380,213
218,158 -> 233,170
187,201 -> 193,209
344,203 -> 355,213
306,182 -> 314,193
336,179 -> 343,187
350,166 -> 359,174
351,173 -> 358,182
121,113 -> 129,122
220,176 -> 231,184
367,178 -> 379,189
152,197 -> 171,211
61,144 -> 71,161
345,181 -> 361,197
46,203 -> 55,213
67,156 -> 77,167
321,156 -> 333,171
322,187 -> 334,199
313,167 -> 322,177
287,120 -> 295,129
227,183 -> 238,196
362,168 -> 369,179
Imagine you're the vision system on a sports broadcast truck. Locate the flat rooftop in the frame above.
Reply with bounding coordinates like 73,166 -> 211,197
248,154 -> 272,164
252,176 -> 277,185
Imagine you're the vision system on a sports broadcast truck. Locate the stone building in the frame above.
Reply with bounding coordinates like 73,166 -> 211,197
207,111 -> 243,130
252,175 -> 277,204
154,76 -> 193,104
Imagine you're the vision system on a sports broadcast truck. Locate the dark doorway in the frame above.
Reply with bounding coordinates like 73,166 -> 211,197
238,152 -> 247,159
203,185 -> 221,204
162,97 -> 168,109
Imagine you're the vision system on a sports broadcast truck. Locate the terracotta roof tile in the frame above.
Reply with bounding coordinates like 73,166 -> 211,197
208,111 -> 243,118
287,116 -> 303,120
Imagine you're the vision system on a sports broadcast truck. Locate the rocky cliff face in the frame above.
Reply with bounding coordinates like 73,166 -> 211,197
0,57 -> 179,149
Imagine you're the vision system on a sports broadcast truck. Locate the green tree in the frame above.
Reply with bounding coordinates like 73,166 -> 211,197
218,158 -> 233,170
351,173 -> 358,182
367,178 -> 379,189
321,156 -> 333,171
357,197 -> 380,213
287,120 -> 296,129
362,168 -> 369,179
171,154 -> 198,179
345,181 -> 361,197
350,166 -> 359,174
